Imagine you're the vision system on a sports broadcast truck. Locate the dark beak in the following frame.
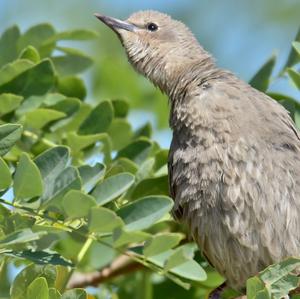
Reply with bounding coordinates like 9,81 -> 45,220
94,13 -> 137,33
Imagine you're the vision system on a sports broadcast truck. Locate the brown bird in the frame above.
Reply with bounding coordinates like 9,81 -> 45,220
95,11 -> 300,290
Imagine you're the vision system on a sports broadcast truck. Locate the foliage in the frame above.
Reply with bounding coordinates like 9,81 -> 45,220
0,21 -> 299,299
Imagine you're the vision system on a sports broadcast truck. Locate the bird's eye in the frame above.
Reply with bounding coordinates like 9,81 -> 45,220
147,23 -> 158,32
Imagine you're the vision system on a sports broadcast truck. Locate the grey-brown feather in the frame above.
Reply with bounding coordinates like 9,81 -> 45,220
100,10 -> 300,290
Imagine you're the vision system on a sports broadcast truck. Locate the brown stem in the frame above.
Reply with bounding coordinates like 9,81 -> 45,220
67,254 -> 144,289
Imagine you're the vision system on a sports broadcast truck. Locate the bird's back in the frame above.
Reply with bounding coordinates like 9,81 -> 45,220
169,73 -> 300,289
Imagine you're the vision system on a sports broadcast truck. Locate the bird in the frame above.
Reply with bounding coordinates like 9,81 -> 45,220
94,10 -> 300,291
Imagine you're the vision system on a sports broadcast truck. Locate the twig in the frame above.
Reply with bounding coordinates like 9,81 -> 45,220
67,254 -> 144,288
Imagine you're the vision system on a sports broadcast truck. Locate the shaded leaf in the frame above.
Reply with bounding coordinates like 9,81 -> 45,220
13,153 -> 44,200
116,139 -> 152,164
0,25 -> 20,67
0,59 -> 55,97
7,250 -> 73,267
79,101 -> 113,135
78,163 -> 106,193
117,196 -> 173,231
284,28 -> 300,69
249,55 -> 276,92
132,175 -> 169,199
92,172 -> 135,205
17,23 -> 56,57
52,54 -> 93,76
247,277 -> 268,299
112,99 -> 129,118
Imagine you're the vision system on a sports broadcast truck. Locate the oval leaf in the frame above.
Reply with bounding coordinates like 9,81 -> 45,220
116,196 -> 173,231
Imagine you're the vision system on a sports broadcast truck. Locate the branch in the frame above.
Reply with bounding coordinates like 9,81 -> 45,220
67,254 -> 144,289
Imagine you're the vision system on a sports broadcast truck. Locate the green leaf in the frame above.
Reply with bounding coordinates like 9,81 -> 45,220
292,41 -> 300,56
34,146 -> 69,202
0,123 -> 22,156
78,163 -> 106,193
259,257 -> 300,285
0,59 -> 55,97
23,108 -> 66,129
271,274 -> 300,299
0,59 -> 34,86
56,76 -> 86,100
164,247 -> 192,271
92,172 -> 135,205
117,196 -> 173,231
0,229 -> 45,248
66,132 -> 107,153
247,277 -> 268,299
0,93 -> 23,116
61,289 -> 87,299
147,245 -> 207,282
13,153 -> 44,200
249,55 -> 276,92
0,25 -> 20,67
11,264 -> 56,299
44,166 -> 81,209
0,157 -> 12,190
19,45 -> 40,63
47,29 -> 98,42
52,54 -> 93,76
132,175 -> 169,199
284,28 -> 300,69
88,206 -> 124,233
143,233 -> 184,257
26,277 -> 49,299
116,139 -> 152,164
107,119 -> 133,150
112,99 -> 129,118
134,122 -> 152,139
7,250 -> 73,267
62,190 -> 96,219
113,228 -> 150,247
17,23 -> 56,57
288,68 -> 300,89
79,101 -> 114,135
49,289 -> 62,299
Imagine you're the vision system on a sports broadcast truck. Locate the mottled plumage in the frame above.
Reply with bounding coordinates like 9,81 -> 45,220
95,10 -> 300,290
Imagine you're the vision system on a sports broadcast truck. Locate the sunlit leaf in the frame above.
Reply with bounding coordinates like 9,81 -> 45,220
0,157 -> 12,190
0,93 -> 23,116
10,264 -> 56,299
62,190 -> 96,219
61,289 -> 87,299
88,206 -> 124,233
26,277 -> 49,299
13,153 -> 43,200
287,68 -> 300,89
19,45 -> 40,63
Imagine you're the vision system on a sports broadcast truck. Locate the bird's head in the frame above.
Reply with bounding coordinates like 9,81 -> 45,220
95,10 -> 211,94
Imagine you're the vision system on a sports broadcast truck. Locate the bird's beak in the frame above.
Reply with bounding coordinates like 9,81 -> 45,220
94,13 -> 137,33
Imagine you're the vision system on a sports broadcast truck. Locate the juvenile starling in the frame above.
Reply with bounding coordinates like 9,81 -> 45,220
95,11 -> 300,290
